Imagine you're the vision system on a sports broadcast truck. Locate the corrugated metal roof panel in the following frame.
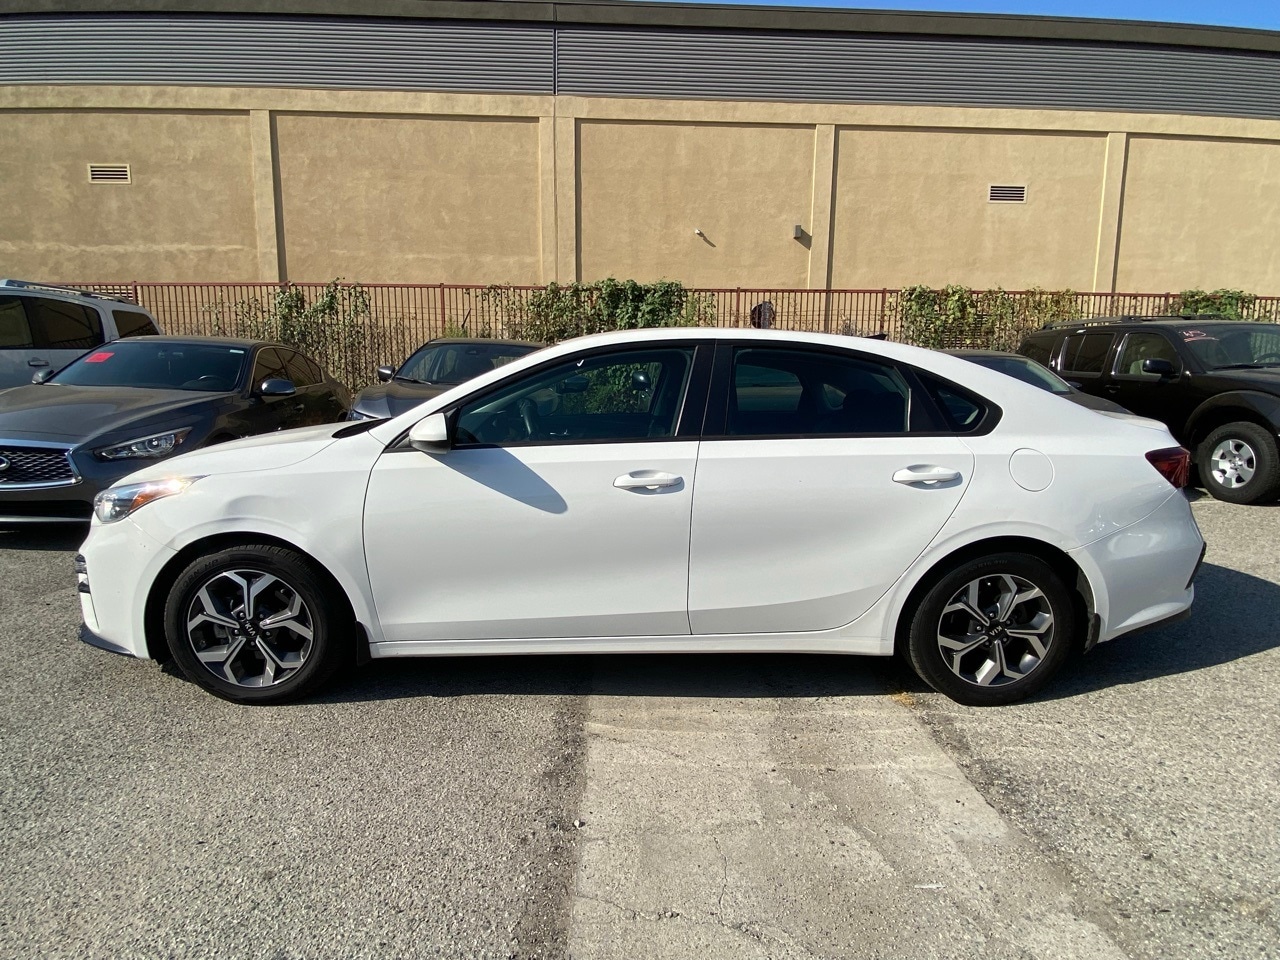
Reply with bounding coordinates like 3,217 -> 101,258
0,16 -> 554,92
557,27 -> 1280,119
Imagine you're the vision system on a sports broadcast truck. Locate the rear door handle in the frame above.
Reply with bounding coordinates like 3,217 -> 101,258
614,471 -> 683,491
893,465 -> 961,485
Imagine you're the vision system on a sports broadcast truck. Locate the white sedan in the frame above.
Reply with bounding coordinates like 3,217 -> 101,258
75,328 -> 1204,706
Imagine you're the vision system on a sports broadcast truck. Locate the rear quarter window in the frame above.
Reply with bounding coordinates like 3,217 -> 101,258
917,372 -> 995,434
112,309 -> 160,338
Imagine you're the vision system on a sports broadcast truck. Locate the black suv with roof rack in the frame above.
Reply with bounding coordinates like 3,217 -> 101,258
1019,315 -> 1280,504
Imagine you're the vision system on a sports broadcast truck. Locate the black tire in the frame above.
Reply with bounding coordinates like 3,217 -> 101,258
1197,422 -> 1280,505
905,553 -> 1076,707
163,543 -> 353,704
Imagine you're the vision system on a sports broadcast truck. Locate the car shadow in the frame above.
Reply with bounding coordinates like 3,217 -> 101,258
0,525 -> 86,552
319,650 -> 897,704
320,561 -> 1277,706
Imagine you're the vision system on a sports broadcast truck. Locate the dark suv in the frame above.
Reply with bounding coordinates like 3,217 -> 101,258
1019,316 -> 1280,504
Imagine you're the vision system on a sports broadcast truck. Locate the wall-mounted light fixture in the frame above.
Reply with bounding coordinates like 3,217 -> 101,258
694,228 -> 705,237
793,224 -> 804,240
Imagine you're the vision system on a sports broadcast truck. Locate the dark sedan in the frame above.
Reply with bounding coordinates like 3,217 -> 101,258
0,337 -> 349,522
947,350 -> 1130,413
348,338 -> 542,421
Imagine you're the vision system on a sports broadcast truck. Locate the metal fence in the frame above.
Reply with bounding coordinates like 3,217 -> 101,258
71,281 -> 1280,388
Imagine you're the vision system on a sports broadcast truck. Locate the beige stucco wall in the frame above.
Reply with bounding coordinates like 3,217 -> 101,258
0,109 -> 259,281
1,86 -> 1279,292
577,121 -> 816,287
273,113 -> 543,284
830,128 -> 1107,290
1115,135 -> 1280,292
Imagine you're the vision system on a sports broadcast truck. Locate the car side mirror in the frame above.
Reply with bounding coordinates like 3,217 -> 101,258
30,369 -> 55,384
1142,358 -> 1176,378
409,412 -> 450,454
556,375 -> 590,394
1066,380 -> 1083,390
377,365 -> 395,383
257,378 -> 296,397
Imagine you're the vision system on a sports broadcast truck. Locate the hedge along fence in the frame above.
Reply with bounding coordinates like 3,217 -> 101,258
75,280 -> 1280,389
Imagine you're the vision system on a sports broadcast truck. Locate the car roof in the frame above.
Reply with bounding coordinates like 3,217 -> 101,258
107,335 -> 278,350
946,349 -> 1028,359
426,337 -> 543,347
1028,315 -> 1246,334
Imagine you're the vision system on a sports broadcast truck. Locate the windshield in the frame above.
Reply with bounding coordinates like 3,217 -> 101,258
50,341 -> 249,391
397,341 -> 537,384
1176,324 -> 1280,369
962,354 -> 1073,395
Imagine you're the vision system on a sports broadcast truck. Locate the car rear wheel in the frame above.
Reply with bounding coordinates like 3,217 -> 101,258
163,544 -> 352,704
905,553 -> 1075,706
1198,422 -> 1280,505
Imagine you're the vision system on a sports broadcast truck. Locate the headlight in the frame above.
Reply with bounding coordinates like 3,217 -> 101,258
93,476 -> 201,524
346,408 -> 378,421
95,428 -> 192,460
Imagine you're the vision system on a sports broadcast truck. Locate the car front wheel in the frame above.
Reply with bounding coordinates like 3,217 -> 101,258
163,544 -> 352,704
905,553 -> 1076,706
1198,422 -> 1280,505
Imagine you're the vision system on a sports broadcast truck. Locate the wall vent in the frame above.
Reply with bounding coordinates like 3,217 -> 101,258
988,184 -> 1027,203
88,163 -> 131,183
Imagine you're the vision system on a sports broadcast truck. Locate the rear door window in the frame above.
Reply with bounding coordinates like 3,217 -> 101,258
0,297 -> 35,348
727,347 -> 911,437
1060,333 -> 1115,377
27,297 -> 103,350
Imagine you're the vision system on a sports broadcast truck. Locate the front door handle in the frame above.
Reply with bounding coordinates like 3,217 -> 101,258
614,471 -> 683,491
893,465 -> 961,485
27,359 -> 49,367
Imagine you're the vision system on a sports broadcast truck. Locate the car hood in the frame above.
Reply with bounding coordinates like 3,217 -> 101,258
1200,367 -> 1280,390
121,422 -> 345,483
351,379 -> 450,419
0,385 -> 224,443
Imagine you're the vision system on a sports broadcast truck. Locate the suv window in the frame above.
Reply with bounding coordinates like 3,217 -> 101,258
728,347 -> 909,437
0,297 -> 34,348
1114,333 -> 1183,377
1020,338 -> 1054,367
1060,333 -> 1115,376
27,296 -> 103,350
456,347 -> 695,445
112,309 -> 159,338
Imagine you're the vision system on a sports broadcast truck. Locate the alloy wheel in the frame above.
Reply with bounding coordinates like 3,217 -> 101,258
184,568 -> 315,688
1209,438 -> 1257,490
936,573 -> 1055,688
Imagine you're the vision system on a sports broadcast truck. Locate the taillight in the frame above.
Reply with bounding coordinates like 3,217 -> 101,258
1146,447 -> 1190,488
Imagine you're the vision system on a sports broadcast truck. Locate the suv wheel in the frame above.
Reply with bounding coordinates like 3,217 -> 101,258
1199,422 -> 1280,505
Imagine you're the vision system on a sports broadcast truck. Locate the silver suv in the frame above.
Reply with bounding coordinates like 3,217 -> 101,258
0,280 -> 161,390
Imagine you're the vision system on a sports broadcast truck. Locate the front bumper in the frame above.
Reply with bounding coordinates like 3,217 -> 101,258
0,454 -> 139,523
77,518 -> 177,660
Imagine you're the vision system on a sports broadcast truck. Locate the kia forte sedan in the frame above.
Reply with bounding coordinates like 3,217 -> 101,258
75,329 -> 1204,706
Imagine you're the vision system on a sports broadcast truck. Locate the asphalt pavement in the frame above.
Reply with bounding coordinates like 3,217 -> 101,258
1,493 -> 1276,959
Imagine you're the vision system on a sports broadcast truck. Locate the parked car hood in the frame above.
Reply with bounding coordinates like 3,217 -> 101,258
1199,367 -> 1280,391
350,379 -> 450,419
0,385 -> 225,443
123,422 -> 345,482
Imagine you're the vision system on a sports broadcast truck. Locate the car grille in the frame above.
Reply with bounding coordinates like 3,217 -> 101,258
0,445 -> 77,486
